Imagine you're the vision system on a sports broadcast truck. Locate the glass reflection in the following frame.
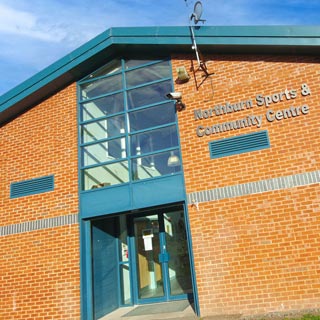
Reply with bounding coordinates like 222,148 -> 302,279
127,80 -> 172,109
132,150 -> 181,181
125,59 -> 154,69
131,125 -> 178,156
80,74 -> 122,100
120,265 -> 131,305
118,215 -> 131,305
81,115 -> 125,143
79,58 -> 182,191
134,215 -> 164,299
83,161 -> 129,190
128,102 -> 175,132
83,137 -> 126,166
164,211 -> 193,296
85,59 -> 121,80
126,61 -> 171,88
81,92 -> 124,121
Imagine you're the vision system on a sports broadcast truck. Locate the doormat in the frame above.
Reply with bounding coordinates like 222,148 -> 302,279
122,300 -> 190,317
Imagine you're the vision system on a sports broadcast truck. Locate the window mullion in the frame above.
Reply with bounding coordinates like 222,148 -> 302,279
78,57 -> 180,191
122,59 -> 133,182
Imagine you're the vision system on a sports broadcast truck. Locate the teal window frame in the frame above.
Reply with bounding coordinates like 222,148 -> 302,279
77,58 -> 181,191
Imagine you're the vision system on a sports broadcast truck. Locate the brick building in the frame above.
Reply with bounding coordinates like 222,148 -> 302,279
0,26 -> 319,319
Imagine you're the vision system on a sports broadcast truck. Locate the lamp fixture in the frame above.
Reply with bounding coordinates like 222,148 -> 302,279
176,66 -> 190,84
167,151 -> 180,167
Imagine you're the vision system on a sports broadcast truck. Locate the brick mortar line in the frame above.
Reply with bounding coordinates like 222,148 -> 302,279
0,213 -> 79,237
187,170 -> 320,205
2,171 -> 319,235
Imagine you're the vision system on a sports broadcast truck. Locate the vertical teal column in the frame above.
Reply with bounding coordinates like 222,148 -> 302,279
80,220 -> 93,320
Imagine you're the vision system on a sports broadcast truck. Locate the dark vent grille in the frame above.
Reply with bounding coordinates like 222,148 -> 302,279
10,175 -> 54,199
209,131 -> 270,159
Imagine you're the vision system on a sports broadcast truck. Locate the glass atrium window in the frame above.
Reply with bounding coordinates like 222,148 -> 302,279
78,58 -> 181,191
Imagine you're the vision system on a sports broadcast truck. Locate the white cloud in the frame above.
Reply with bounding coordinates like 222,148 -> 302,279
0,0 -> 319,95
0,3 -> 66,42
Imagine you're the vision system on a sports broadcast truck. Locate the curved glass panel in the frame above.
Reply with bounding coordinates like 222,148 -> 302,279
83,161 -> 129,190
81,93 -> 124,121
78,58 -> 180,191
164,211 -> 193,296
126,61 -> 171,88
133,215 -> 164,299
84,59 -> 121,80
118,216 -> 131,305
80,73 -> 122,100
131,125 -> 178,156
81,115 -> 126,144
128,102 -> 175,132
125,59 -> 154,69
83,137 -> 126,166
127,80 -> 172,109
132,150 -> 181,181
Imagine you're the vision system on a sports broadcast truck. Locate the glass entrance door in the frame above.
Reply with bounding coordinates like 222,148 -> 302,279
132,207 -> 193,303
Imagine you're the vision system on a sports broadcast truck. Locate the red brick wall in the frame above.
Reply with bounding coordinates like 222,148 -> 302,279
0,84 -> 80,319
0,226 -> 80,320
172,54 -> 320,317
1,53 -> 319,319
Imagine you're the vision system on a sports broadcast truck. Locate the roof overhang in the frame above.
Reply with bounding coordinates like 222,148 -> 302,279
1,25 -> 320,126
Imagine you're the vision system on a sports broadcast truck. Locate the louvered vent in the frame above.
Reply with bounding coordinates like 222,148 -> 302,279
10,175 -> 54,199
209,131 -> 270,159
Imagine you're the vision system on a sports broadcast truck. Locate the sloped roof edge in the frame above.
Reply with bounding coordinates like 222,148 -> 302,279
1,25 -> 320,126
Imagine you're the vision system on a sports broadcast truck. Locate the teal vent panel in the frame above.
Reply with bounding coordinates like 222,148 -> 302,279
10,175 -> 54,199
209,131 -> 270,159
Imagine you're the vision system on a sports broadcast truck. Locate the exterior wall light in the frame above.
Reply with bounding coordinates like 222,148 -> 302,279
176,66 -> 190,84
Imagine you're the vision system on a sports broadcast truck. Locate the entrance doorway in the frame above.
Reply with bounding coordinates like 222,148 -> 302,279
90,204 -> 193,320
132,207 -> 193,303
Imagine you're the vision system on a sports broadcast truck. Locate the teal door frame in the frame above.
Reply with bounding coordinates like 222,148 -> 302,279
128,205 -> 193,305
80,202 -> 200,320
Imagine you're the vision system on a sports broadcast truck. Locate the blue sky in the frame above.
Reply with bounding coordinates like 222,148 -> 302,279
0,0 -> 319,95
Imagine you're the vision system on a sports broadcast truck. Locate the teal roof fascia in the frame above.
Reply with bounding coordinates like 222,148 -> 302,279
1,25 -> 320,126
0,29 -> 114,112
